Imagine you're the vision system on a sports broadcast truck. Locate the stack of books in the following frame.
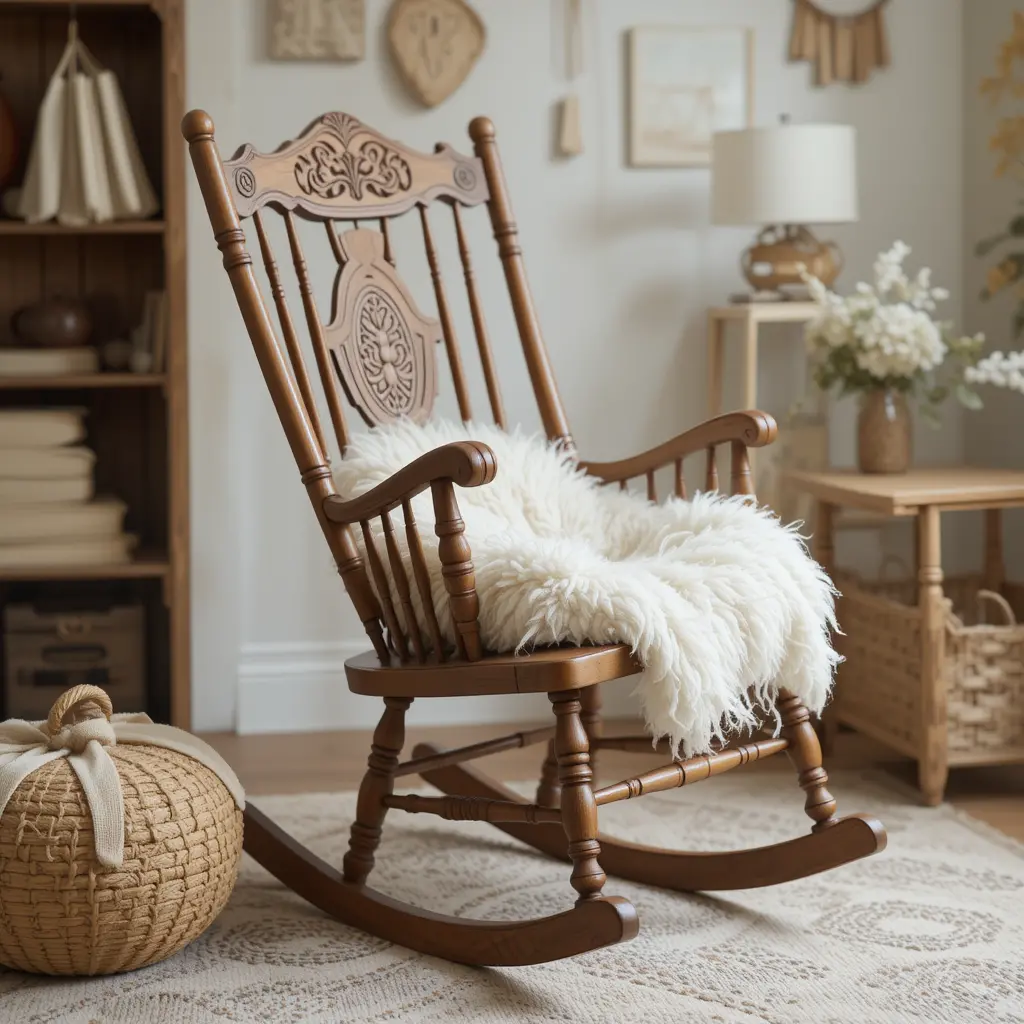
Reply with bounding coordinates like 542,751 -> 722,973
0,408 -> 135,567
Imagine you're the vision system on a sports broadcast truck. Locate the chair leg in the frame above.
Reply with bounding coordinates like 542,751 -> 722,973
343,696 -> 413,885
580,684 -> 603,780
535,739 -> 561,808
778,689 -> 839,833
551,689 -> 606,903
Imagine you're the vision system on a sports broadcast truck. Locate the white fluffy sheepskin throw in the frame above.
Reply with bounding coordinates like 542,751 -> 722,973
334,419 -> 840,755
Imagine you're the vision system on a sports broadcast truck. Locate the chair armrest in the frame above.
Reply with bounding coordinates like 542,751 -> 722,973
579,411 -> 777,483
323,441 -> 497,524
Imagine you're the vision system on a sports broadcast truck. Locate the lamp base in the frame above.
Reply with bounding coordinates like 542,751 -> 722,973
741,225 -> 843,295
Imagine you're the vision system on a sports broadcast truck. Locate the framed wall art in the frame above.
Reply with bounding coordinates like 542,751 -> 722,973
269,0 -> 366,61
628,26 -> 754,168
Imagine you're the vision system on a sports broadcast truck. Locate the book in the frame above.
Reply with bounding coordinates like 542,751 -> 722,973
0,477 -> 94,504
0,408 -> 86,449
0,533 -> 136,568
0,348 -> 98,377
0,497 -> 126,545
0,446 -> 95,480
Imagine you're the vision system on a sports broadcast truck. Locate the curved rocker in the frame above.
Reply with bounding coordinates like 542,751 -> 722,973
413,745 -> 887,892
243,804 -> 639,966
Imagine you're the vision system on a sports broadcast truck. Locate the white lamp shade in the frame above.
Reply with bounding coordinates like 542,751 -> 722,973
711,124 -> 858,226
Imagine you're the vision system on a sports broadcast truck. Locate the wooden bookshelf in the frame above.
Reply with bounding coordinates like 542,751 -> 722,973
0,0 -> 188,727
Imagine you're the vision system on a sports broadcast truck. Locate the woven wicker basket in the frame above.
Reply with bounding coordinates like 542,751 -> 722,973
0,686 -> 244,975
835,566 -> 1024,760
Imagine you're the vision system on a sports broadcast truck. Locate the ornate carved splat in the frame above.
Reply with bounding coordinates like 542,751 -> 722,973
224,112 -> 488,220
326,229 -> 440,425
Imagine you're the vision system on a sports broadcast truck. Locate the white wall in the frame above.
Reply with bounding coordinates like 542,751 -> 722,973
964,1 -> 1024,577
186,0 -> 965,733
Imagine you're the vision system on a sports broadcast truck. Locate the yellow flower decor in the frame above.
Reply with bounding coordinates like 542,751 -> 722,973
977,13 -> 1024,338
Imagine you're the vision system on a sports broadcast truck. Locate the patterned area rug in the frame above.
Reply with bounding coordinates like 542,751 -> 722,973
2,770 -> 1022,1024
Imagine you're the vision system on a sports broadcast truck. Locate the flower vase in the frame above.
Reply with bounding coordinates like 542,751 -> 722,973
857,390 -> 911,473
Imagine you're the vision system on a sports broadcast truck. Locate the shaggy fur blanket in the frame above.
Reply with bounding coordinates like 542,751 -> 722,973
334,420 -> 839,755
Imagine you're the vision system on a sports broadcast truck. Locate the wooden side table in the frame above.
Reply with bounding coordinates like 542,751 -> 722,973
786,467 -> 1024,805
706,301 -> 819,417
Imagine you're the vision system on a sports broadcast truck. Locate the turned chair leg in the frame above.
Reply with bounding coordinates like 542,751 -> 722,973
550,689 -> 606,903
580,684 -> 603,780
343,696 -> 413,885
779,689 -> 838,833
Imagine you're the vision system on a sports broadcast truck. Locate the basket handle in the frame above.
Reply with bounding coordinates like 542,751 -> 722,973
976,590 -> 1017,626
47,684 -> 114,734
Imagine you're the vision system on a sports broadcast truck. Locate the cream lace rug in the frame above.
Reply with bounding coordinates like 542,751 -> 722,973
2,771 -> 1022,1024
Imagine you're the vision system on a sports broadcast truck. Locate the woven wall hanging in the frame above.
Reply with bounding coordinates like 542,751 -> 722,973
788,0 -> 890,87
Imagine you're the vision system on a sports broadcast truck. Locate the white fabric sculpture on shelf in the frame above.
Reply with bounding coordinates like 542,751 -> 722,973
335,418 -> 841,757
17,19 -> 159,226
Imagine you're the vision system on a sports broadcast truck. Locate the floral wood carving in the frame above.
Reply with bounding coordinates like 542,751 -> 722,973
224,112 -> 488,220
326,229 -> 440,425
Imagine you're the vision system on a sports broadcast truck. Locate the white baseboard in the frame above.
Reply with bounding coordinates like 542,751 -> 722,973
236,640 -> 641,735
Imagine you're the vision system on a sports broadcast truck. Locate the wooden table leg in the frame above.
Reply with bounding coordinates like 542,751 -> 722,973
917,505 -> 948,806
707,313 -> 725,418
813,501 -> 839,755
742,314 -> 758,412
984,508 -> 1005,594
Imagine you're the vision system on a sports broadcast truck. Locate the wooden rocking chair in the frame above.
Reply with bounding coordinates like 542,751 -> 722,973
183,109 -> 886,967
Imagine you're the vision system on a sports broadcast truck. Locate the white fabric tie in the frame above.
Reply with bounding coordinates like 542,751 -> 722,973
0,711 -> 245,869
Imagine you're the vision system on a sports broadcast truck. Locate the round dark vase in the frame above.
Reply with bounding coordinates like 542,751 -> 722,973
857,389 -> 912,474
10,297 -> 93,348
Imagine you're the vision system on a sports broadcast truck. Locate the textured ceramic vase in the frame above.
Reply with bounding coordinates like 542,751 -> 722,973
857,389 -> 911,474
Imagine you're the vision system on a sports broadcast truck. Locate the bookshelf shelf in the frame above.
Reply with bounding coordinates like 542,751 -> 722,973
0,552 -> 170,582
0,373 -> 166,390
0,220 -> 165,237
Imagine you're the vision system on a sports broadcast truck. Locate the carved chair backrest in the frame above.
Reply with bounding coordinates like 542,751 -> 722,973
183,110 -> 572,664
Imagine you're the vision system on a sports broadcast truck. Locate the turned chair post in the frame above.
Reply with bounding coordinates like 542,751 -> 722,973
551,690 -> 606,903
343,696 -> 413,884
778,689 -> 838,832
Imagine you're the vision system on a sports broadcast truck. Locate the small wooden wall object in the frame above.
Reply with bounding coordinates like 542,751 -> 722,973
270,0 -> 366,61
388,0 -> 486,108
788,0 -> 890,87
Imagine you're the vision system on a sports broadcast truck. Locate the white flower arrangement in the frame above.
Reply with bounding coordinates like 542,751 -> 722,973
966,349 -> 1024,395
804,242 -> 993,424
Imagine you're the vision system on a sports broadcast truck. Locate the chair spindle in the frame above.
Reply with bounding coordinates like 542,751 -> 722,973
382,509 -> 425,661
674,459 -> 686,499
646,470 -> 656,502
705,446 -> 719,492
432,479 -> 483,661
452,204 -> 506,427
731,440 -> 753,496
420,206 -> 473,421
402,499 -> 446,661
361,520 -> 408,662
324,220 -> 346,264
619,479 -> 627,492
283,211 -> 350,453
380,217 -> 395,266
253,211 -> 328,457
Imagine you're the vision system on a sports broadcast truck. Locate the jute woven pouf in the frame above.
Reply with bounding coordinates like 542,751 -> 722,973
0,686 -> 244,975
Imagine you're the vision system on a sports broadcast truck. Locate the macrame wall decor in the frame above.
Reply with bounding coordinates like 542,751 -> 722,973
788,0 -> 891,87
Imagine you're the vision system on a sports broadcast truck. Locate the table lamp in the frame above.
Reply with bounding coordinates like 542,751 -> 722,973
711,121 -> 858,298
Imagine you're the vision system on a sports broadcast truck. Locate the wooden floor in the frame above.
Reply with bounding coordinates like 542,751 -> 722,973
204,720 -> 1024,843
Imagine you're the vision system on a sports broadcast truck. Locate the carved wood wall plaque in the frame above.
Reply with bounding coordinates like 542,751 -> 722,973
270,0 -> 366,61
326,228 -> 441,426
387,0 -> 486,108
223,112 -> 489,220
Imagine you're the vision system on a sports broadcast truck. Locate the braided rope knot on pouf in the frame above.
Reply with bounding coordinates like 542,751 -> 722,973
0,685 -> 245,975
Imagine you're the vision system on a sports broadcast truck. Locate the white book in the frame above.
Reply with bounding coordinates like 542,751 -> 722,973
0,348 -> 99,377
0,477 -> 94,505
0,533 -> 136,568
0,408 -> 86,449
0,446 -> 95,481
0,497 -> 126,545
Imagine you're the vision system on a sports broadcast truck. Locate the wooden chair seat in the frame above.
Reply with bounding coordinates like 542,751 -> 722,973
346,644 -> 642,698
184,107 -> 886,968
